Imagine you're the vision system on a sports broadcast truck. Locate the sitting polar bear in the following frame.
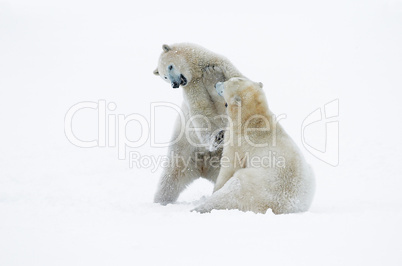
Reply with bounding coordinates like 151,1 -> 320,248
153,43 -> 246,204
194,78 -> 315,214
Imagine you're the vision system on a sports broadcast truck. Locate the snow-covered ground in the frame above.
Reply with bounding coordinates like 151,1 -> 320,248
1,0 -> 402,265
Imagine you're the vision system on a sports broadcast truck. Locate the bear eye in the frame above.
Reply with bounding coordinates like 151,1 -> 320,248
164,76 -> 168,80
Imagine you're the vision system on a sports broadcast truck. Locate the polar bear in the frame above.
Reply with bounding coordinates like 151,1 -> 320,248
153,43 -> 245,204
194,77 -> 315,214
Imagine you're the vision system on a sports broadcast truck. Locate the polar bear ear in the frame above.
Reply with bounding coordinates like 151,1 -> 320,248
153,68 -> 159,76
258,82 -> 263,88
162,44 -> 171,52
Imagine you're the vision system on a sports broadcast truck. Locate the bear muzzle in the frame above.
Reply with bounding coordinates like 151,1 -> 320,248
170,74 -> 187,89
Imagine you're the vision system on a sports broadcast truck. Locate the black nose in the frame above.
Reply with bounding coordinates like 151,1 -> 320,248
172,81 -> 180,88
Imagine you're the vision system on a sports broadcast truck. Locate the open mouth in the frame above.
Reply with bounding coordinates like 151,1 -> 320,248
180,74 -> 187,86
171,75 -> 187,89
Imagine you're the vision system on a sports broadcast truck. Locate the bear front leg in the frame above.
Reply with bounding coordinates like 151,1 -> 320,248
202,65 -> 226,91
183,83 -> 225,150
203,65 -> 229,151
193,177 -> 242,213
194,168 -> 271,214
154,170 -> 193,205
213,165 -> 235,193
213,146 -> 237,192
154,117 -> 201,204
154,150 -> 200,204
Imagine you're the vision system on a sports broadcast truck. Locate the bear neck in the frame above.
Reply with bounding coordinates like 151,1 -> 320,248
229,96 -> 276,137
175,45 -> 243,80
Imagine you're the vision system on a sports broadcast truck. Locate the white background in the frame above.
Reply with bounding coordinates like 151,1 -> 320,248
1,0 -> 402,265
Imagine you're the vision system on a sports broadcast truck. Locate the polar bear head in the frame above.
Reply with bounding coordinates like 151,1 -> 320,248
153,44 -> 195,89
215,77 -> 264,110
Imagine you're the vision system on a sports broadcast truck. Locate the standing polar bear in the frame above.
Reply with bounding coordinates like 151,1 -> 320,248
153,43 -> 245,204
194,78 -> 315,214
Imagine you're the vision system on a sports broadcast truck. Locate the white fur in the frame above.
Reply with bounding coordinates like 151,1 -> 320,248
194,78 -> 315,214
153,43 -> 245,204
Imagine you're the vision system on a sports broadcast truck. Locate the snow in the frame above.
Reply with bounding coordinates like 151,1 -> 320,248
1,0 -> 402,265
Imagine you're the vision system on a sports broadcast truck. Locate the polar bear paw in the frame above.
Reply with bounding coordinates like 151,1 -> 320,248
209,129 -> 225,152
191,204 -> 212,214
202,65 -> 225,90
